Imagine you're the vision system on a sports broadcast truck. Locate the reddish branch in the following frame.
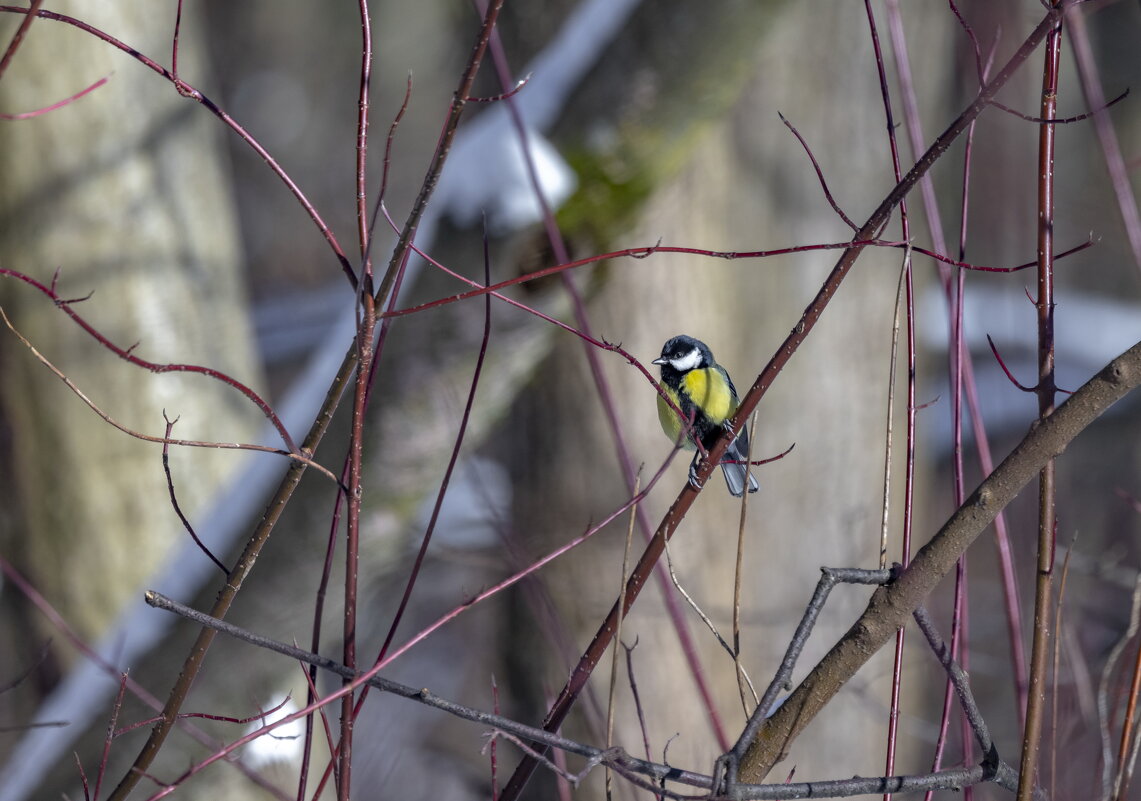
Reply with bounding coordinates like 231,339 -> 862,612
0,266 -> 297,454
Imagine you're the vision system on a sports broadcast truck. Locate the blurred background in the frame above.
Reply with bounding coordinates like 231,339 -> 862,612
1,0 -> 1140,799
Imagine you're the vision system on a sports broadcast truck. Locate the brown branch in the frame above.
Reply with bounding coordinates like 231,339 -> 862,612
1018,11 -> 1064,801
736,338 -> 1141,782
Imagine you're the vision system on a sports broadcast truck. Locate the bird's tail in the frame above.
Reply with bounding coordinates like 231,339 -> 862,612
719,440 -> 759,497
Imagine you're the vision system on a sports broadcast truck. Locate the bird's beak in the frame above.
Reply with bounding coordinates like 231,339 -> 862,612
651,357 -> 666,365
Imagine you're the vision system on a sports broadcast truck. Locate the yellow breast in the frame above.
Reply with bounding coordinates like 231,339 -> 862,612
656,385 -> 691,447
656,367 -> 736,449
682,368 -> 734,423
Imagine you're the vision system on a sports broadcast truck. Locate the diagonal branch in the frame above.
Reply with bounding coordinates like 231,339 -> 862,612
738,338 -> 1141,781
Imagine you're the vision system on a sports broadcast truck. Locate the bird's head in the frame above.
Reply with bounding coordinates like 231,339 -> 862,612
652,335 -> 713,375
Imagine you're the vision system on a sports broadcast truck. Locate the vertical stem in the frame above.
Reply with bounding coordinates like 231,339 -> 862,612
336,3 -> 374,793
863,2 -> 915,795
1017,10 -> 1062,801
356,0 -> 372,269
339,293 -> 376,801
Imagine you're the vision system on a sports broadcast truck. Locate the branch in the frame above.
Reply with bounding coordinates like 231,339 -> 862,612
737,337 -> 1141,781
144,591 -> 1023,801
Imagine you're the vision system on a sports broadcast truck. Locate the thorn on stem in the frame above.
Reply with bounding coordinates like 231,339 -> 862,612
986,334 -> 1037,393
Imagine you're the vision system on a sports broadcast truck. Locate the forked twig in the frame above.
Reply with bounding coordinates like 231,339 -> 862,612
662,535 -> 759,707
912,606 -> 996,762
722,567 -> 894,787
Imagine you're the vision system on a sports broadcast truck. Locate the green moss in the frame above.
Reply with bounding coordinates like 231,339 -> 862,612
555,148 -> 653,245
555,119 -> 714,247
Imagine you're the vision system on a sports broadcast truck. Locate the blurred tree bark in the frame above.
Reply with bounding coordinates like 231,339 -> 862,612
0,0 -> 261,744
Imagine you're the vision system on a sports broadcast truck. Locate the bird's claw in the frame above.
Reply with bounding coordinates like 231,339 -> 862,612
687,459 -> 706,490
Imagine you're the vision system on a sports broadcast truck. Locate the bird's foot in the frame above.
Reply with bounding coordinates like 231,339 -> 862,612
687,459 -> 706,490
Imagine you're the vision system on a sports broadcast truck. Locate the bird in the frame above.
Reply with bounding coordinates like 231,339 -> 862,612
652,335 -> 759,496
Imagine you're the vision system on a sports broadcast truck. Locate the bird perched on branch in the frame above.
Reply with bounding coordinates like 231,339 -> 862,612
653,335 -> 759,496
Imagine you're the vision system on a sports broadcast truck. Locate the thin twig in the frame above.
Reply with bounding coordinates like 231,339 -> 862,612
385,235 -> 1078,321
878,251 -> 909,570
92,673 -> 129,801
0,74 -> 109,120
161,413 -> 228,574
989,88 -> 1128,125
1050,534 -> 1076,798
1099,577 -> 1141,800
623,640 -> 655,773
1113,670 -> 1141,801
862,3 -> 915,794
778,112 -> 858,231
662,534 -> 759,706
733,414 -> 761,715
1066,2 -> 1141,276
606,476 -> 639,801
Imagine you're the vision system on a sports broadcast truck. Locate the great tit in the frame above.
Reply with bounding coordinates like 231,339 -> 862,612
652,335 -> 760,496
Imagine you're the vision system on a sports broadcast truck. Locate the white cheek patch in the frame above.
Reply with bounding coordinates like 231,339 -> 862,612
670,348 -> 702,372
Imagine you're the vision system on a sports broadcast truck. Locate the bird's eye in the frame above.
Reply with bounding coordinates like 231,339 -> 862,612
671,348 -> 702,372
